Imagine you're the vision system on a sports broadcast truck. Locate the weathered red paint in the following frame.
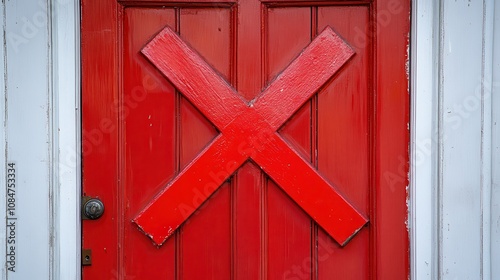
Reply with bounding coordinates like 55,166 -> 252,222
134,26 -> 366,246
82,1 -> 410,279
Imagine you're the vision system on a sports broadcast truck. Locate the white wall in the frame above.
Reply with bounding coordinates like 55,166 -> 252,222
411,0 -> 500,279
0,0 -> 52,279
0,0 -> 80,279
440,0 -> 489,278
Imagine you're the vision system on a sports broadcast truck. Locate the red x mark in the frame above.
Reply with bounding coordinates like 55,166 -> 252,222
133,26 -> 368,247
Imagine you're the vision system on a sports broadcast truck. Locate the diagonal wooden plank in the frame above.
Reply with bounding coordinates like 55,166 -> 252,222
225,109 -> 367,245
135,25 -> 366,246
133,135 -> 247,245
251,132 -> 368,246
253,27 -> 354,130
141,27 -> 246,130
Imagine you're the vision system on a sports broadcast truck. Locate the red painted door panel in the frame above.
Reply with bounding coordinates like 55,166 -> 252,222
82,1 -> 410,279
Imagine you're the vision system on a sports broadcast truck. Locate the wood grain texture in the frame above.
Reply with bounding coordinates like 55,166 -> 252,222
316,6 -> 371,279
81,0 -> 119,279
141,27 -> 246,130
266,10 -> 313,279
255,26 -> 355,130
82,1 -> 410,278
134,26 -> 366,246
374,0 -> 411,278
122,8 -> 177,280
178,9 -> 232,280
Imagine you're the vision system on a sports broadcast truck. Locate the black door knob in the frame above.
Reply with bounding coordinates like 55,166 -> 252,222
83,198 -> 105,220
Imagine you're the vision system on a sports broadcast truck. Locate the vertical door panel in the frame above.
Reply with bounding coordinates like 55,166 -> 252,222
316,5 -> 371,279
236,0 -> 261,101
81,1 -> 119,279
179,8 -> 232,82
178,7 -> 232,280
374,0 -> 410,277
265,7 -> 313,280
266,7 -> 311,85
233,2 -> 264,279
233,163 -> 263,280
123,8 -> 177,279
179,182 -> 231,280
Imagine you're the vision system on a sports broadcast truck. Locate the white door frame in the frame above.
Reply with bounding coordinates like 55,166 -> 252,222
410,0 -> 497,279
410,0 -> 439,278
52,0 -> 81,279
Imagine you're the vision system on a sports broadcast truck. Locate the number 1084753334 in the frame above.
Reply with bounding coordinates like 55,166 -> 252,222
6,162 -> 17,272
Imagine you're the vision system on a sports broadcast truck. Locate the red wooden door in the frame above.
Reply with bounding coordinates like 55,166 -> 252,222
82,1 -> 410,279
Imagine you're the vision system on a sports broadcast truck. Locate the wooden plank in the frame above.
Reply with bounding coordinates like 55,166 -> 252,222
141,26 -> 246,131
253,133 -> 367,244
265,8 -> 312,279
179,183 -> 231,280
236,0 -> 262,101
410,0 -> 440,278
122,8 -> 176,279
255,26 -> 355,130
233,2 -> 263,279
491,1 -> 500,278
53,0 -> 81,277
135,22 -> 366,246
81,0 -> 119,278
233,163 -> 263,280
480,1 -> 495,278
178,8 -> 232,280
316,5 -> 370,279
439,1 -> 484,279
374,0 -> 410,278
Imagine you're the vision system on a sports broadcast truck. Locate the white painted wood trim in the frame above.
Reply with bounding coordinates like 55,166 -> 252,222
410,0 -> 440,279
0,0 -> 8,277
51,0 -> 81,279
491,0 -> 500,276
481,1 -> 495,278
3,0 -> 53,277
438,1 -> 494,278
0,0 -> 81,278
